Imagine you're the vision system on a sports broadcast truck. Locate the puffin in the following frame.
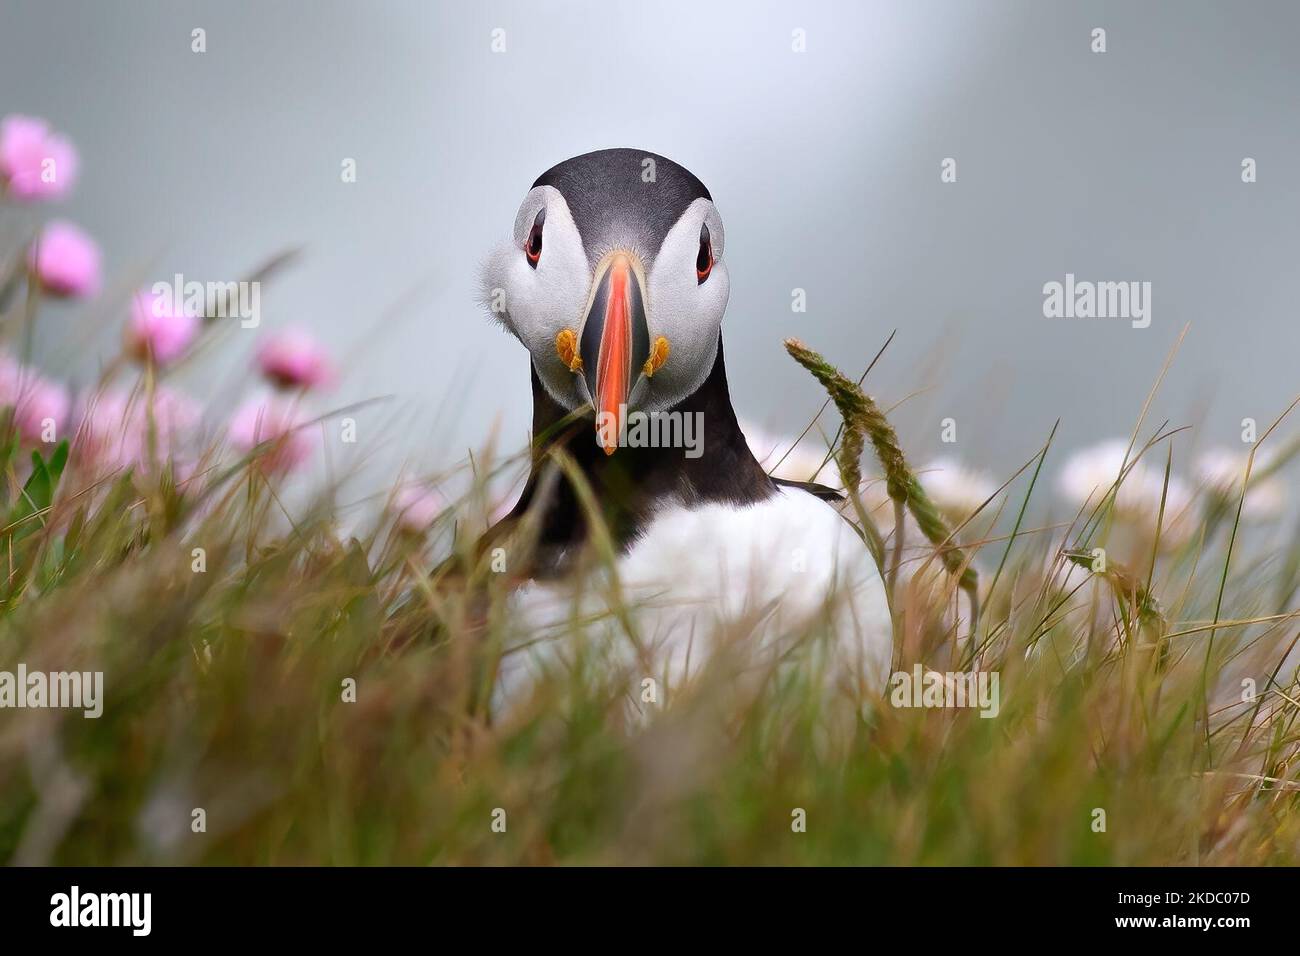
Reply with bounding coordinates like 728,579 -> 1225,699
478,148 -> 893,702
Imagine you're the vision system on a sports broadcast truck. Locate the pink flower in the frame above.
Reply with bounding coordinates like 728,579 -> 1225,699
74,389 -> 134,469
27,220 -> 102,298
393,484 -> 445,533
0,353 -> 70,446
126,290 -> 201,365
228,398 -> 315,475
148,386 -> 202,446
74,385 -> 201,477
256,327 -> 336,391
0,115 -> 78,201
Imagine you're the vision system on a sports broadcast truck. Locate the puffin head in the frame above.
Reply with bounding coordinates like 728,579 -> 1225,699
481,148 -> 729,453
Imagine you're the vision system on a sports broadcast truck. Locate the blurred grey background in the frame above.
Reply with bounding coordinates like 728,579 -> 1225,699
3,0 -> 1298,489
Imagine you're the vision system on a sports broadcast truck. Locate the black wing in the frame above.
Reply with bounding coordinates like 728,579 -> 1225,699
770,476 -> 844,503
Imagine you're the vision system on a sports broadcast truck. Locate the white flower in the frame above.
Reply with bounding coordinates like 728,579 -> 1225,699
392,484 -> 445,533
1058,439 -> 1195,546
918,458 -> 999,524
1059,440 -> 1131,508
1194,447 -> 1287,521
741,422 -> 841,487
1059,440 -> 1187,513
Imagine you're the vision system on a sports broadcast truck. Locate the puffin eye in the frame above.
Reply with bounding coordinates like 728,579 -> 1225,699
696,222 -> 713,284
525,208 -> 545,268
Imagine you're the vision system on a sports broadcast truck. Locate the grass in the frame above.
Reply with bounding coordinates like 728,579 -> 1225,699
0,312 -> 1298,867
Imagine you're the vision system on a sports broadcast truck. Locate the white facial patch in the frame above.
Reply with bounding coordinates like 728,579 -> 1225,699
638,198 -> 729,412
480,185 -> 591,409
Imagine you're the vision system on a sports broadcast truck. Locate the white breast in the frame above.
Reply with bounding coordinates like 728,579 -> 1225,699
497,488 -> 894,706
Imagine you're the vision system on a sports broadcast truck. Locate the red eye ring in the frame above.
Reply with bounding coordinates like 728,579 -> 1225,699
696,222 -> 713,284
525,208 -> 545,268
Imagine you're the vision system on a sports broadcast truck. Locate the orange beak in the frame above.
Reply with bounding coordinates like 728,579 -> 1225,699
580,252 -> 649,455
